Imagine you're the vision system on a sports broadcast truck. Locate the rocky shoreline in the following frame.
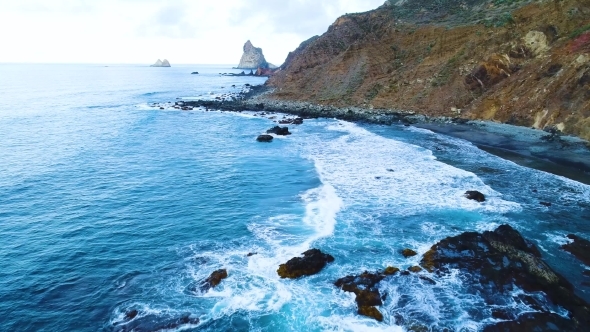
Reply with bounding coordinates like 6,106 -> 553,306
180,85 -> 590,184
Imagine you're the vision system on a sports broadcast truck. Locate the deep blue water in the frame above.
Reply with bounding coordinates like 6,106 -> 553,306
0,64 -> 589,332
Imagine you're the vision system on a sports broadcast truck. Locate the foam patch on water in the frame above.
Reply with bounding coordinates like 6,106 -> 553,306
296,120 -> 520,217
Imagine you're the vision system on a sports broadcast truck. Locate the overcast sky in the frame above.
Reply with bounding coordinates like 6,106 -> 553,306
0,0 -> 387,65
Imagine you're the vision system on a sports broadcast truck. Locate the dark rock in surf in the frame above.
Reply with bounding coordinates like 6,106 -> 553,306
408,266 -> 423,273
335,270 -> 394,321
420,224 -> 590,330
464,190 -> 486,202
191,72 -> 199,74
256,134 -> 273,142
292,117 -> 304,125
113,313 -> 199,332
266,126 -> 291,136
402,248 -> 418,258
561,234 -> 590,266
540,201 -> 552,207
200,269 -> 228,291
247,252 -> 257,257
125,309 -> 138,320
277,249 -> 334,278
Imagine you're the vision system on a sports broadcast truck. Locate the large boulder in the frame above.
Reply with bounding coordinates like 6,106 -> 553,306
420,225 -> 590,330
277,249 -> 334,278
266,126 -> 291,135
256,134 -> 273,142
334,269 -> 399,321
236,40 -> 269,69
200,269 -> 228,291
464,190 -> 485,202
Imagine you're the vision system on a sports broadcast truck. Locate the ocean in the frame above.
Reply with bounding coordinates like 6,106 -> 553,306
0,64 -> 589,331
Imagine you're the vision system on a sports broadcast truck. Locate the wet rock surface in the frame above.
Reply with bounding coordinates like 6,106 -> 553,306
266,126 -> 291,136
464,190 -> 486,202
277,249 -> 334,279
201,269 -> 228,291
402,249 -> 417,258
420,224 -> 590,330
334,269 -> 400,321
561,234 -> 590,266
256,134 -> 273,142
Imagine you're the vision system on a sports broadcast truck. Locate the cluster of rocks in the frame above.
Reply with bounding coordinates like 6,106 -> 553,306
270,224 -> 590,329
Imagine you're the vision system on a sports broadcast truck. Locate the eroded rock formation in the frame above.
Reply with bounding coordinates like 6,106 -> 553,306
151,59 -> 171,67
237,40 -> 269,69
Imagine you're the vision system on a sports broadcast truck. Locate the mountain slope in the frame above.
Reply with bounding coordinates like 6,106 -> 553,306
267,0 -> 590,140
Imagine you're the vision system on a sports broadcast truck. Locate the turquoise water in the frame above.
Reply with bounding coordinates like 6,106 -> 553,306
0,64 -> 589,331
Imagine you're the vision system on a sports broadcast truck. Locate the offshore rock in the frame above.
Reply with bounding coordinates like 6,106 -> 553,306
256,134 -> 273,142
420,224 -> 590,330
561,234 -> 590,266
151,59 -> 171,67
464,190 -> 485,202
237,40 -> 269,69
277,249 -> 334,278
200,269 -> 228,291
335,270 -> 395,321
402,248 -> 417,258
266,126 -> 291,136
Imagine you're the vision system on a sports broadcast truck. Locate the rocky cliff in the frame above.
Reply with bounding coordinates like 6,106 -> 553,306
267,0 -> 590,140
237,40 -> 269,69
151,59 -> 171,67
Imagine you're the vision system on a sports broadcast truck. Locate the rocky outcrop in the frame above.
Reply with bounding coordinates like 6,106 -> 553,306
237,40 -> 269,69
335,271 -> 388,321
266,0 -> 590,140
200,269 -> 228,291
277,249 -> 334,278
561,234 -> 590,266
151,59 -> 171,67
464,190 -> 486,202
420,224 -> 590,330
266,126 -> 291,135
401,249 -> 417,258
256,134 -> 273,142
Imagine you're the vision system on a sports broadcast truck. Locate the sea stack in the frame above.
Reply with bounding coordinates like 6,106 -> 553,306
151,59 -> 171,67
237,41 -> 269,69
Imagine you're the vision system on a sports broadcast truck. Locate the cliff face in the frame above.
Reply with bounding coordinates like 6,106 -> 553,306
237,40 -> 269,69
267,0 -> 590,140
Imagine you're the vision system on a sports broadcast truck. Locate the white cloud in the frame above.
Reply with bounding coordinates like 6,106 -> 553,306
0,0 -> 386,65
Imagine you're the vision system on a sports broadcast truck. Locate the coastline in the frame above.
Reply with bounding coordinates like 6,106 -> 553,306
182,85 -> 590,185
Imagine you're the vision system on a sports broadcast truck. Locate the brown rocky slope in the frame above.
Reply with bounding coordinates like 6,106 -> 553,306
267,0 -> 590,140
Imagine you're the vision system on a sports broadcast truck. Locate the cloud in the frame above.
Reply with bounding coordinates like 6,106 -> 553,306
0,0 -> 387,64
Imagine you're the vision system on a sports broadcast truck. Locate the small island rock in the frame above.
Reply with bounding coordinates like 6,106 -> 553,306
277,249 -> 334,278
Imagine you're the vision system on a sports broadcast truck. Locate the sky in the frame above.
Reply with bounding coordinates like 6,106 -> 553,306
0,0 -> 387,65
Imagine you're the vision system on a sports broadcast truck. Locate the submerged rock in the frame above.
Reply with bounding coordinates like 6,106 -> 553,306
256,134 -> 273,142
561,234 -> 590,266
464,190 -> 486,202
420,224 -> 590,330
266,126 -> 291,136
113,313 -> 199,332
277,249 -> 334,278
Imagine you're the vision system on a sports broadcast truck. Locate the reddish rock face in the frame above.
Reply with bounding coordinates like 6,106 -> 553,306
266,0 -> 590,140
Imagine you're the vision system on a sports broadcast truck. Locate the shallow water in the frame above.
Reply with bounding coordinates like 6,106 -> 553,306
0,64 -> 589,331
